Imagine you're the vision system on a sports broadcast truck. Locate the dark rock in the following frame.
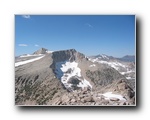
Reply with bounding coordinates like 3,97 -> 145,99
119,101 -> 126,105
84,96 -> 93,102
110,97 -> 119,101
102,100 -> 109,105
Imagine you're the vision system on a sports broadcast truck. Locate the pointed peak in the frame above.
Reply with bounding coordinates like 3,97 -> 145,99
33,48 -> 48,55
40,47 -> 48,51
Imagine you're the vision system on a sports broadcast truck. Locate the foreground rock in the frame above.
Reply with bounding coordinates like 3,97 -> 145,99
49,80 -> 135,106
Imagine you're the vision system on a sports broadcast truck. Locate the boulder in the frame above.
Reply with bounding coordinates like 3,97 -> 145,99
61,94 -> 70,104
92,95 -> 100,102
102,99 -> 109,105
71,99 -> 76,103
110,97 -> 120,101
119,101 -> 126,105
84,96 -> 92,102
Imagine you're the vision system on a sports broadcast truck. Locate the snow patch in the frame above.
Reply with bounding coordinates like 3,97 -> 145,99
90,58 -> 126,71
126,76 -> 132,79
15,55 -> 44,67
55,61 -> 92,90
100,92 -> 126,101
89,64 -> 96,67
120,70 -> 134,75
101,54 -> 109,59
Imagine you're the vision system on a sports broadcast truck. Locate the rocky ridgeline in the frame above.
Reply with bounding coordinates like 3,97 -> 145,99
50,80 -> 135,105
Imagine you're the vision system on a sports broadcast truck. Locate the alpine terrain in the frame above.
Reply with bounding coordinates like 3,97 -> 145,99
15,48 -> 135,105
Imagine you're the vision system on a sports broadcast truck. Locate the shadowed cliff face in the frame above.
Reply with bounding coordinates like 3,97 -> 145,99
50,49 -> 87,76
51,49 -> 86,63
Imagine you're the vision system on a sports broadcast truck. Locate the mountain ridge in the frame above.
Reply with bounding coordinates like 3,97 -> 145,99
15,48 -> 135,105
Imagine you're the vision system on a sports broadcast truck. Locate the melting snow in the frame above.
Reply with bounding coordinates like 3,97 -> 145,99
20,54 -> 43,58
99,61 -> 126,70
77,79 -> 92,88
55,61 -> 92,90
126,76 -> 132,79
100,92 -> 126,101
120,70 -> 134,75
15,55 -> 44,67
89,64 -> 96,67
89,58 -> 126,71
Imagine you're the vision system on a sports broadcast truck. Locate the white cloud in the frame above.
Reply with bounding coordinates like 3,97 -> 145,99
22,15 -> 30,19
34,44 -> 39,47
86,23 -> 93,28
18,44 -> 28,47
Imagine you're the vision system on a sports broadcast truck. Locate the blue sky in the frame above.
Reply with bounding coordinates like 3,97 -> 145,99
15,15 -> 135,57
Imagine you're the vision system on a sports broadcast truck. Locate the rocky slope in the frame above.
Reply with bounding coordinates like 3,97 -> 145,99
88,54 -> 135,85
15,48 -> 135,105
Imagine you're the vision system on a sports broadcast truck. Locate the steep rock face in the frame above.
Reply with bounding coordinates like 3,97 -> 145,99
51,49 -> 85,63
86,67 -> 125,88
50,49 -> 91,91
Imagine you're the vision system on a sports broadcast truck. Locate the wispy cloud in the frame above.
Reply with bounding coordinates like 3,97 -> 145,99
34,44 -> 39,47
22,15 -> 30,19
85,23 -> 93,28
18,44 -> 28,47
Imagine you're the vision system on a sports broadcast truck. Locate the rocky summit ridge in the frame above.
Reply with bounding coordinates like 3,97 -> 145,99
33,48 -> 48,54
15,48 -> 135,105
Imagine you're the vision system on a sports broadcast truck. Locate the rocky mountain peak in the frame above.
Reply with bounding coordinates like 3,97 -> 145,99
51,49 -> 85,63
33,48 -> 48,55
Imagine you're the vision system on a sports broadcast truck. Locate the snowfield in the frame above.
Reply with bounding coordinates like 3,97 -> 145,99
91,59 -> 126,70
15,55 -> 45,67
19,54 -> 43,58
88,57 -> 135,77
55,61 -> 92,90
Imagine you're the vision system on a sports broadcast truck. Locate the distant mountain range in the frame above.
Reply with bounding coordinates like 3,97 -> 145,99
15,48 -> 135,106
118,55 -> 135,62
89,54 -> 135,62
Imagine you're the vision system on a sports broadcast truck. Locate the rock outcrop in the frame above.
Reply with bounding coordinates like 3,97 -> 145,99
33,48 -> 48,54
49,80 -> 135,105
